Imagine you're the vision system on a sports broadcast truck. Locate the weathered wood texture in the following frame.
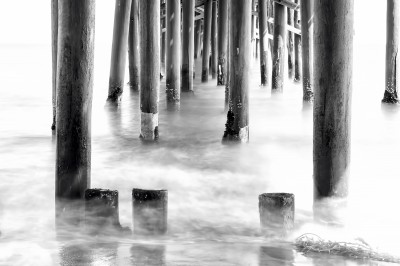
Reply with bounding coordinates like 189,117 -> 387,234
267,0 -> 274,58
85,189 -> 120,228
313,0 -> 354,199
259,0 -> 269,86
166,0 -> 181,108
211,0 -> 218,79
301,0 -> 313,101
272,0 -> 299,11
132,189 -> 168,235
287,6 -> 294,79
182,0 -> 195,92
382,0 -> 399,103
222,0 -> 251,143
108,0 -> 132,102
224,1 -> 231,110
271,3 -> 286,91
51,0 -> 58,130
217,0 -> 228,85
194,19 -> 202,59
294,0 -> 301,82
128,0 -> 140,91
139,0 -> 160,140
259,193 -> 294,235
251,0 -> 257,58
201,0 -> 212,82
161,10 -> 166,75
56,0 -> 95,199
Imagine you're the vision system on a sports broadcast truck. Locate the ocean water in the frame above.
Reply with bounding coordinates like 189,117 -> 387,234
0,0 -> 399,265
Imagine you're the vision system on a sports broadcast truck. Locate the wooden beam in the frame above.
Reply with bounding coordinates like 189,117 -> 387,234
272,0 -> 299,11
251,14 -> 301,35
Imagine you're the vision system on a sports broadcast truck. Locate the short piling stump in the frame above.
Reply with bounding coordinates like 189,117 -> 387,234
84,188 -> 121,232
259,193 -> 295,236
132,188 -> 168,235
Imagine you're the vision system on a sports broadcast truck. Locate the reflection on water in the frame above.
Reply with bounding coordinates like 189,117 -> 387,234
130,244 -> 165,266
258,244 -> 295,266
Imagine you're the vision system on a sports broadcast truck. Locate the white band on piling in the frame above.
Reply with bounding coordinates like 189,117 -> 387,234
141,112 -> 158,140
239,126 -> 249,143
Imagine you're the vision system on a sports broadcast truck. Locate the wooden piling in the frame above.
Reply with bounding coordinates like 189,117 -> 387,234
56,0 -> 95,199
267,0 -> 274,59
194,19 -> 202,60
211,0 -> 218,79
259,193 -> 294,234
313,0 -> 354,199
132,189 -> 168,235
259,0 -> 269,86
107,0 -> 132,102
51,0 -> 58,130
139,0 -> 160,140
222,0 -> 251,143
217,0 -> 228,86
166,0 -> 181,108
201,0 -> 212,82
301,0 -> 313,101
182,0 -> 195,92
161,8 -> 166,76
293,0 -> 301,82
271,2 -> 287,92
382,0 -> 399,104
251,0 -> 257,58
224,1 -> 231,110
128,0 -> 140,91
287,6 -> 294,80
85,189 -> 120,229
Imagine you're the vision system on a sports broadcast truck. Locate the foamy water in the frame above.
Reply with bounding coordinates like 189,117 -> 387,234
0,0 -> 399,265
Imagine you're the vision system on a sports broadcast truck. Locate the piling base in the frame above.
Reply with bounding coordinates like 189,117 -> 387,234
259,193 -> 295,236
84,188 -> 124,233
132,188 -> 168,235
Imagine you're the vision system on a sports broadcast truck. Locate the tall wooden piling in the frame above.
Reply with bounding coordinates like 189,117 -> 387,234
56,0 -> 95,199
201,0 -> 212,82
267,1 -> 274,58
271,3 -> 287,91
211,0 -> 218,79
128,0 -> 140,91
182,0 -> 195,92
287,6 -> 294,80
301,0 -> 313,101
222,0 -> 251,143
313,0 -> 354,199
107,0 -> 132,102
217,0 -> 228,86
259,0 -> 269,86
251,0 -> 257,58
382,0 -> 399,104
161,8 -> 166,76
293,0 -> 301,82
166,0 -> 181,108
139,0 -> 160,140
132,189 -> 168,235
51,0 -> 58,130
224,2 -> 231,110
194,20 -> 202,59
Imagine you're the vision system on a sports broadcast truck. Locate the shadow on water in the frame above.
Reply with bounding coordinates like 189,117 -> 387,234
59,241 -> 119,266
258,244 -> 295,266
56,200 -> 121,266
130,244 -> 166,266
380,102 -> 400,117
